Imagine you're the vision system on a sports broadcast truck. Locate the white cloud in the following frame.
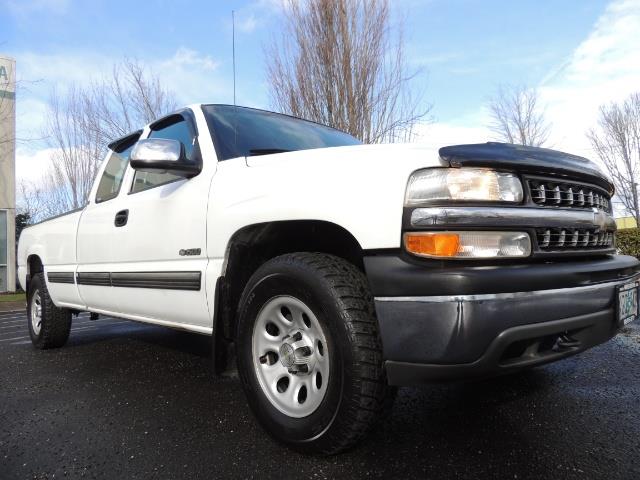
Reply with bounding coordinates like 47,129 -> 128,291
154,49 -> 230,106
16,48 -> 227,107
413,119 -> 490,148
13,47 -> 230,187
237,14 -> 259,33
252,0 -> 289,12
161,47 -> 219,72
17,51 -> 114,88
416,0 -> 640,160
538,0 -> 640,158
15,96 -> 48,142
232,0 -> 290,33
15,147 -> 55,185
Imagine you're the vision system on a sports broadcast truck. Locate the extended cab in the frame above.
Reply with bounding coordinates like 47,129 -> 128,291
18,105 -> 640,454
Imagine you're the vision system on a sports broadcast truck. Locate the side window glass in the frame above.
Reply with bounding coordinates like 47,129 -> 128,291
95,143 -> 134,203
131,118 -> 195,194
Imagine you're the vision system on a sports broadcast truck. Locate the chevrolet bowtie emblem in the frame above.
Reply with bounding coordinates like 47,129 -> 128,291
593,208 -> 607,230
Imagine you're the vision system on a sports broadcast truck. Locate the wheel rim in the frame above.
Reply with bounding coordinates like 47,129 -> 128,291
252,295 -> 330,418
31,290 -> 43,336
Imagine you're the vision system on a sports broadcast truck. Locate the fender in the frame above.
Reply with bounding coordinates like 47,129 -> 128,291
206,143 -> 443,262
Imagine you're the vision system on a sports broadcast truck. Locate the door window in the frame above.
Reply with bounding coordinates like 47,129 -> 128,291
131,117 -> 195,194
95,142 -> 136,203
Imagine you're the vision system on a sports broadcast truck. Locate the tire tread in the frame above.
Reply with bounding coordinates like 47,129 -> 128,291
272,253 -> 392,455
28,273 -> 72,349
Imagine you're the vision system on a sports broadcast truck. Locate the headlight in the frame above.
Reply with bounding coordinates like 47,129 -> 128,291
404,231 -> 531,259
405,168 -> 523,205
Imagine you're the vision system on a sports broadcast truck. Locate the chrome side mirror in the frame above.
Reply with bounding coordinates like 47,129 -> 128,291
130,138 -> 201,178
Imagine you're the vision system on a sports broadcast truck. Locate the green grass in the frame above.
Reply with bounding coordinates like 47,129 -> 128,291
0,293 -> 26,303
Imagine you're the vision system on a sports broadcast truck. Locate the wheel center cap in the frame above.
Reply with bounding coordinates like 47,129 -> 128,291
279,343 -> 296,368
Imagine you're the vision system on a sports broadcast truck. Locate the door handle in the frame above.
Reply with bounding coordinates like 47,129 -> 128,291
114,209 -> 129,227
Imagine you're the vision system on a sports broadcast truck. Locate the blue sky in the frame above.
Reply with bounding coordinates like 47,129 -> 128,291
2,0 -> 640,184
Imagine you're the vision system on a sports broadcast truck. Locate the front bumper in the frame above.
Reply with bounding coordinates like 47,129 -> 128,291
364,254 -> 640,385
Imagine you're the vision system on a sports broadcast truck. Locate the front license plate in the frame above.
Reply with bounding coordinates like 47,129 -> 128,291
617,281 -> 639,326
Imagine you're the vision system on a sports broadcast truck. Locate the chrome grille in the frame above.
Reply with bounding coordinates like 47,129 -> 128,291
536,228 -> 614,251
528,180 -> 611,212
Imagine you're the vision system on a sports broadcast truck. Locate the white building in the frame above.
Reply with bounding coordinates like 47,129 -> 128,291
0,55 -> 16,293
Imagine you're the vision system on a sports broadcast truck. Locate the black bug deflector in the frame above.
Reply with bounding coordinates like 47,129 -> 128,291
439,142 -> 614,193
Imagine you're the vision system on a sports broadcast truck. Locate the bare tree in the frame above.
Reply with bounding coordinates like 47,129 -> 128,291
16,181 -> 49,222
488,84 -> 551,147
30,59 -> 177,218
587,93 -> 640,223
266,0 -> 429,144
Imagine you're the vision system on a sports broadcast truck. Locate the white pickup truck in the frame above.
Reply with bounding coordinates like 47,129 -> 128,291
18,104 -> 640,454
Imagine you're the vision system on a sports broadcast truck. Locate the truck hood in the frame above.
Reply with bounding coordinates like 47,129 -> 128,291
247,142 -> 613,194
247,142 -> 612,193
245,143 -> 441,174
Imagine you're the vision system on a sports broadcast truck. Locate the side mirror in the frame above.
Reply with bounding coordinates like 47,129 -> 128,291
130,138 -> 201,178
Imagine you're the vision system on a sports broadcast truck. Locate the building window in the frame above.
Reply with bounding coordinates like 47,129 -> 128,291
0,210 -> 7,292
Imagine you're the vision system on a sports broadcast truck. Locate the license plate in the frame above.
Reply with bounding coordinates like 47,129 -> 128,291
617,281 -> 639,326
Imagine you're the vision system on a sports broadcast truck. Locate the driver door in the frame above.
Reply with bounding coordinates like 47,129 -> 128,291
108,113 -> 214,332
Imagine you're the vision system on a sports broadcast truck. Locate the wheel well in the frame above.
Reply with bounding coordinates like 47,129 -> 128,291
213,220 -> 365,373
26,255 -> 43,293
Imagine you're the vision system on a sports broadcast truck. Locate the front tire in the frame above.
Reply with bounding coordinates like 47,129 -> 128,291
27,272 -> 72,349
236,253 -> 391,455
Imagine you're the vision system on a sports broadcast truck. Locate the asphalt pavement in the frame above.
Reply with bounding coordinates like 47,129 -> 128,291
1,308 -> 639,480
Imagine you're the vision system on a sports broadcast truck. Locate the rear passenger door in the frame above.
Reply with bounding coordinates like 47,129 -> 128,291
108,113 -> 214,332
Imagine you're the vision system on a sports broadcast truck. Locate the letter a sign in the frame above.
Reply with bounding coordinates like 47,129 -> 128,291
0,56 -> 15,94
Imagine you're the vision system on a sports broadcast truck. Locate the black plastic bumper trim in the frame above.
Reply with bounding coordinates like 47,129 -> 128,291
47,272 -> 75,284
385,310 -> 618,385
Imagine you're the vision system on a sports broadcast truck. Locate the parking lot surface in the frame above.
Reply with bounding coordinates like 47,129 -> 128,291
1,308 -> 639,480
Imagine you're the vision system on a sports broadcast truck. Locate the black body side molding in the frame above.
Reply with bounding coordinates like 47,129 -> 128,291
47,272 -> 76,284
74,271 -> 201,291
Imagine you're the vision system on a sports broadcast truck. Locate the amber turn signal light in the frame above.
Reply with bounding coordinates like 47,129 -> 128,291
404,232 -> 460,257
404,231 -> 532,259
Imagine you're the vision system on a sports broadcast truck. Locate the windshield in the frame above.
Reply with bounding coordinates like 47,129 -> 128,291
202,105 -> 362,161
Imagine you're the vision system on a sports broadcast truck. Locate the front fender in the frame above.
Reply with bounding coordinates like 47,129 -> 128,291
206,145 -> 442,258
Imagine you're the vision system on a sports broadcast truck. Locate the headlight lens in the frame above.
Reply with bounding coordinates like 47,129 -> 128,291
404,231 -> 531,259
405,168 -> 523,205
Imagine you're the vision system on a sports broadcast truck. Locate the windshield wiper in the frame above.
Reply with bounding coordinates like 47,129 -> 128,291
248,148 -> 292,156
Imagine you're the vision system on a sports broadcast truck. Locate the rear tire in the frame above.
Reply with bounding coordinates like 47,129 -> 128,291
27,272 -> 72,349
236,253 -> 391,455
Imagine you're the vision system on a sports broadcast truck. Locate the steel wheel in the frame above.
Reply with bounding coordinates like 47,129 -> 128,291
30,290 -> 43,336
252,295 -> 330,418
27,272 -> 72,349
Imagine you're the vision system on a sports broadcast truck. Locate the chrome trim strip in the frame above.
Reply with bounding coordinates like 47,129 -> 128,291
410,206 -> 616,230
375,276 -> 639,303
